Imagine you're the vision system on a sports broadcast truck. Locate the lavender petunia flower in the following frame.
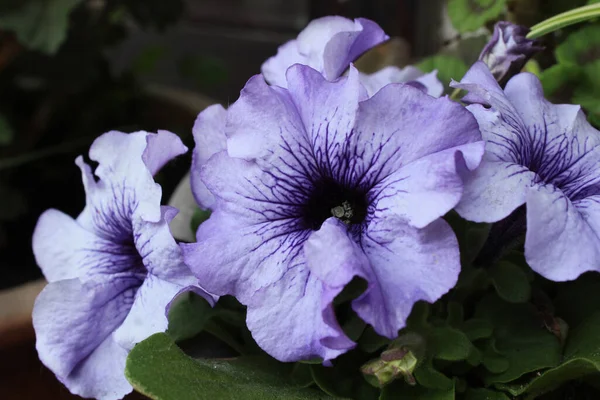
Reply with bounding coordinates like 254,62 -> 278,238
261,16 -> 389,88
479,21 -> 543,85
183,64 -> 484,362
452,61 -> 600,281
32,130 -> 212,400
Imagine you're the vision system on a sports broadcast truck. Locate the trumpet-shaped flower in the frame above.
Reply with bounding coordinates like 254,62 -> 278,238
452,61 -> 600,281
183,64 -> 484,362
32,131 -> 211,400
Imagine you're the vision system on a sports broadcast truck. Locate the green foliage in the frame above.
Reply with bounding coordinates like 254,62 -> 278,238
447,0 -> 507,33
488,261 -> 531,303
0,114 -> 14,146
126,333 -> 337,400
0,0 -> 82,54
417,55 -> 468,91
380,381 -> 455,399
475,294 -> 562,385
555,25 -> 600,65
167,292 -> 215,342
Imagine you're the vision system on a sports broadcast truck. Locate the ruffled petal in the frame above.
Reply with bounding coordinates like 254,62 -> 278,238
191,104 -> 227,209
261,16 -> 388,87
246,270 -> 354,362
142,130 -> 188,176
360,66 -> 443,98
182,206 -> 308,301
372,142 -> 484,229
525,185 -> 600,281
355,216 -> 460,338
62,336 -> 131,400
32,209 -> 101,282
349,82 -> 482,186
113,276 -> 187,350
456,159 -> 537,223
75,131 -> 163,239
33,278 -> 137,387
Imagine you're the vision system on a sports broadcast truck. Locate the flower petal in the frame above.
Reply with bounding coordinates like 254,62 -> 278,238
246,268 -> 354,362
182,206 -> 307,301
62,336 -> 131,400
33,278 -> 137,386
261,16 -> 388,87
349,82 -> 482,186
360,66 -> 443,98
142,130 -> 188,176
113,276 -> 185,350
525,185 -> 600,281
191,104 -> 227,209
354,216 -> 460,338
372,142 -> 484,228
33,209 -> 100,282
456,159 -> 537,223
75,131 -> 163,239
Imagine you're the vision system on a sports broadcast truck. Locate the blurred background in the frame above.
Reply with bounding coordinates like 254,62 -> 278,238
0,0 -> 597,398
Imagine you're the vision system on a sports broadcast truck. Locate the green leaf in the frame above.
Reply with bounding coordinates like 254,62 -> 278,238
380,381 -> 454,400
126,333 -> 336,400
0,0 -> 82,54
555,25 -> 600,65
447,0 -> 507,33
475,294 -> 561,384
166,292 -> 215,342
429,327 -> 472,362
465,388 -> 509,400
517,313 -> 600,398
358,327 -> 390,354
461,319 -> 493,342
417,55 -> 468,91
488,261 -> 531,303
414,361 -> 454,390
0,115 -> 14,146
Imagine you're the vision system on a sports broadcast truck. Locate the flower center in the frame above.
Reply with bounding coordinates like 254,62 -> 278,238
301,177 -> 369,230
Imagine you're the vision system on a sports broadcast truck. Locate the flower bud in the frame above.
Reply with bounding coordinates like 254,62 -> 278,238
479,21 -> 543,85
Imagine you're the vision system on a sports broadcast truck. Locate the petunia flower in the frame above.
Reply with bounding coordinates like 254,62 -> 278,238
32,130 -> 212,400
261,16 -> 443,97
478,21 -> 543,85
452,61 -> 600,281
183,64 -> 484,362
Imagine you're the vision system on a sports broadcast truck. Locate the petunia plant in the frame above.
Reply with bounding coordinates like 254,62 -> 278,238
29,3 -> 600,400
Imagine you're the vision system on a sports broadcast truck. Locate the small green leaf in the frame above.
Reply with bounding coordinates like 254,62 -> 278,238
488,261 -> 531,303
0,0 -> 82,54
540,64 -> 583,102
461,319 -> 493,342
465,388 -> 509,400
380,381 -> 454,400
447,0 -> 507,33
166,292 -> 215,342
522,312 -> 600,398
126,333 -> 336,400
414,361 -> 454,390
0,115 -> 14,146
475,294 -> 562,384
429,327 -> 472,362
417,55 -> 468,91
